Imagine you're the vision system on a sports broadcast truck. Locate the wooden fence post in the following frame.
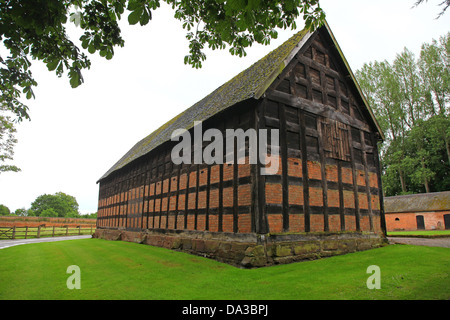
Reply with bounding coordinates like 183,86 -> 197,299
37,226 -> 41,238
52,226 -> 55,237
25,226 -> 28,239
12,226 -> 16,239
66,226 -> 68,236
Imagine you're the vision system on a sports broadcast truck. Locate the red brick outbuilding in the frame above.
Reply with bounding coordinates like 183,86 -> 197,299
385,191 -> 450,231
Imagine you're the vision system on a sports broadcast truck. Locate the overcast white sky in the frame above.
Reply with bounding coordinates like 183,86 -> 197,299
0,0 -> 449,214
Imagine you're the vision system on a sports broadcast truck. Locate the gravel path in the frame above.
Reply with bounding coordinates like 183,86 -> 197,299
0,235 -> 92,250
388,237 -> 450,248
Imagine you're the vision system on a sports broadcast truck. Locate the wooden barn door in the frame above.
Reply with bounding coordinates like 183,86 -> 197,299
444,214 -> 450,230
416,215 -> 425,230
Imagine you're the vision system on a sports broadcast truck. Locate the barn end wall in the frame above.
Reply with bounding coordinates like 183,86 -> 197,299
93,228 -> 386,267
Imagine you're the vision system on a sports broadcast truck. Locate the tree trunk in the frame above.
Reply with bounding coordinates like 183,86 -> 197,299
422,158 -> 430,193
445,138 -> 450,167
398,168 -> 407,193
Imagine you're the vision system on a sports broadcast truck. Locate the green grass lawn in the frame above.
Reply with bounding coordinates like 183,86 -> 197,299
0,238 -> 449,300
387,230 -> 450,237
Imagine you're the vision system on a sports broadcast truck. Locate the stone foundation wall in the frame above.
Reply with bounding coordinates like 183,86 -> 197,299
93,228 -> 386,268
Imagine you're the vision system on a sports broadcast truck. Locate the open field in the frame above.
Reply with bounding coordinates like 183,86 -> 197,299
0,238 -> 449,300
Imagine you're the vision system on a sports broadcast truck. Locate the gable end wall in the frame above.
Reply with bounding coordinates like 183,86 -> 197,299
259,29 -> 384,235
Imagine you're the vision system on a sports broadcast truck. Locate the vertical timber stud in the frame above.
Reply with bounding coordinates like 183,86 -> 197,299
147,157 -> 155,229
318,50 -> 330,232
258,100 -> 269,234
184,161 -> 191,230
165,157 -> 173,230
335,73 -> 345,231
348,126 -> 361,231
140,170 -> 148,230
337,160 -> 346,231
174,162 -> 182,230
218,161 -> 224,232
317,118 -> 329,232
153,153 -> 161,229
158,152 -> 166,229
299,111 -> 310,232
250,103 -> 258,233
360,130 -> 374,231
206,164 -> 211,231
233,114 -> 239,233
218,120 -> 224,232
125,178 -> 130,229
194,164 -> 200,230
279,103 -> 289,232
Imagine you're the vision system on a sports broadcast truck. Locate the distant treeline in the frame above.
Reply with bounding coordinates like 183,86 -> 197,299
0,191 -> 97,219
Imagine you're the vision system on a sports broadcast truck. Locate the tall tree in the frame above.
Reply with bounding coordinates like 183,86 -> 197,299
0,204 -> 11,215
0,106 -> 20,174
29,192 -> 80,217
419,33 -> 450,163
356,32 -> 449,196
394,48 -> 425,129
418,32 -> 450,116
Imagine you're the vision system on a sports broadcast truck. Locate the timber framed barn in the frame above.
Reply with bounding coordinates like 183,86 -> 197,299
94,21 -> 387,267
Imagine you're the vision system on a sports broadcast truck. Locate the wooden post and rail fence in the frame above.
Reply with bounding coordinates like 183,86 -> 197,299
0,225 -> 95,240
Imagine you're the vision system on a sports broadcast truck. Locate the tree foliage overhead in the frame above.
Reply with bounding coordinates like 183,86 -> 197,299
0,0 -> 325,123
356,32 -> 450,196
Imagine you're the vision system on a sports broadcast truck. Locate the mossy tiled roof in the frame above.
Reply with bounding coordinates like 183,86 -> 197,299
384,191 -> 450,213
98,28 -> 310,182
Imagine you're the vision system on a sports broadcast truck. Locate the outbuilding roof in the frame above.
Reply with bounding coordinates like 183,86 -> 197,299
384,191 -> 450,213
98,21 -> 383,182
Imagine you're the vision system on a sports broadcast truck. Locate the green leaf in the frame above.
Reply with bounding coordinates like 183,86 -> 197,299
227,0 -> 246,10
128,8 -> 143,25
140,8 -> 150,26
47,59 -> 59,71
81,38 -> 89,49
127,0 -> 141,11
88,44 -> 96,54
69,70 -> 80,88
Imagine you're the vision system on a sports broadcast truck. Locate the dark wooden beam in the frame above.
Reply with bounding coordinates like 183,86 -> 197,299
299,111 -> 310,232
347,128 -> 361,231
257,101 -> 269,234
361,131 -> 374,232
337,161 -> 345,231
279,103 -> 290,232
267,90 -> 371,133
317,118 -> 329,232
